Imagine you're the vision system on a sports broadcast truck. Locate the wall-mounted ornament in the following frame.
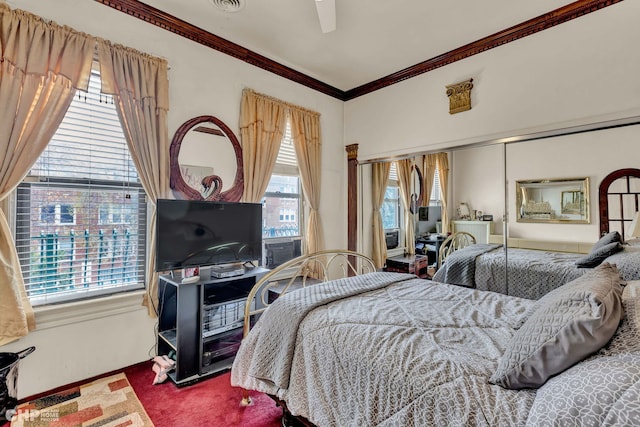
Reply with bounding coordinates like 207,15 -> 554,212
446,78 -> 474,114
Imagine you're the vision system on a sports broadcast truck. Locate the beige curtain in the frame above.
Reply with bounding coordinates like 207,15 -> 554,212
371,162 -> 390,268
0,3 -> 95,345
396,159 -> 415,255
422,154 -> 438,205
97,40 -> 170,317
436,153 -> 450,233
290,107 -> 324,256
239,89 -> 287,203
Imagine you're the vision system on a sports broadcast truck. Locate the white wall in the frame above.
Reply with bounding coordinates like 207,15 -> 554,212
1,295 -> 157,399
345,1 -> 640,161
451,144 -> 505,236
451,125 -> 640,244
505,125 -> 640,242
346,0 -> 640,249
5,0 -> 345,398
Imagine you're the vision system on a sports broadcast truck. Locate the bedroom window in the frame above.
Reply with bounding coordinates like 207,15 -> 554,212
430,168 -> 442,205
382,162 -> 401,230
262,121 -> 302,239
14,68 -> 147,306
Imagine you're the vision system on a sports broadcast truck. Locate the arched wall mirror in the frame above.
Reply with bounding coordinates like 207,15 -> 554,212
410,164 -> 423,214
358,119 -> 640,298
170,115 -> 244,202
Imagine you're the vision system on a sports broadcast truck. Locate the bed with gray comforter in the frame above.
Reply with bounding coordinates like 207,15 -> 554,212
433,240 -> 640,299
231,267 -> 640,427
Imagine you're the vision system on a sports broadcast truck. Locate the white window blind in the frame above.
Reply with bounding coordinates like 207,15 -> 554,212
275,120 -> 298,170
263,119 -> 302,239
431,167 -> 442,205
389,162 -> 398,182
15,69 -> 147,306
389,160 -> 440,204
382,162 -> 400,230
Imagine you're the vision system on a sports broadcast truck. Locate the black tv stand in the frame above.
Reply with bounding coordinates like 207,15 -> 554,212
156,267 -> 269,386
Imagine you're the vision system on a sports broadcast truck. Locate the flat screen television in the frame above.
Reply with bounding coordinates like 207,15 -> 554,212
155,199 -> 262,272
418,205 -> 442,234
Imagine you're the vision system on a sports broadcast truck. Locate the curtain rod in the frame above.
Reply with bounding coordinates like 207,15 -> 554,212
243,88 -> 320,117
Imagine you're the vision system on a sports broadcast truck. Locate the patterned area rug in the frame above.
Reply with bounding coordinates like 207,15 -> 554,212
10,373 -> 154,426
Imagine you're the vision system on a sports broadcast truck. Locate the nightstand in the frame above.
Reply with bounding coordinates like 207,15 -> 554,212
267,276 -> 321,303
384,254 -> 429,279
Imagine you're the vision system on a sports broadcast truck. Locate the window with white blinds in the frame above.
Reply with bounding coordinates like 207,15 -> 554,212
15,68 -> 147,306
275,121 -> 298,170
389,162 -> 398,181
383,160 -> 441,230
263,119 -> 302,239
431,167 -> 442,205
383,162 -> 400,230
389,161 -> 441,204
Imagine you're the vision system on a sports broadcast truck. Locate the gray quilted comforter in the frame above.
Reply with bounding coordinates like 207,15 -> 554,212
231,272 -> 640,427
243,272 -> 415,390
432,243 -> 500,287
232,273 -> 537,426
434,244 -> 640,299
474,247 -> 587,299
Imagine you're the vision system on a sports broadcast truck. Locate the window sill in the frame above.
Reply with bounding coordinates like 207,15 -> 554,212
34,290 -> 147,331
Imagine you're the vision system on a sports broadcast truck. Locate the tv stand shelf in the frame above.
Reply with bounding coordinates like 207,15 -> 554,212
157,267 -> 268,387
158,329 -> 177,349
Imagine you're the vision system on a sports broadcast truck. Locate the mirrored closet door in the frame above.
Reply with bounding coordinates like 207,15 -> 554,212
358,120 -> 640,298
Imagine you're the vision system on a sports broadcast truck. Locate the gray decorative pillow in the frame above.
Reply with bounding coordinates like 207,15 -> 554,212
490,263 -> 624,390
525,281 -> 640,426
575,241 -> 623,268
591,231 -> 622,251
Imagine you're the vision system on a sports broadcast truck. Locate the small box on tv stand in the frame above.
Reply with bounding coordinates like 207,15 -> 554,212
210,264 -> 245,279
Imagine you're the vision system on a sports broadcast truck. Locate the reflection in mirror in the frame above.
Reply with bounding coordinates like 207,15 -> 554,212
516,177 -> 589,224
451,143 -> 505,239
170,115 -> 243,202
178,124 -> 234,198
357,122 -> 640,300
598,168 -> 640,238
410,164 -> 423,214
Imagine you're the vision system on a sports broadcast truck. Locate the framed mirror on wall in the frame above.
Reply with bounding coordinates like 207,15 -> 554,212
410,163 -> 423,214
169,115 -> 244,202
515,177 -> 590,224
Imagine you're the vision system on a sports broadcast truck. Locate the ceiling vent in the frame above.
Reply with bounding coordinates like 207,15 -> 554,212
209,0 -> 246,13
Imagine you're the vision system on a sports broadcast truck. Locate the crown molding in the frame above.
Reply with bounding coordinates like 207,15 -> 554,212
94,0 -> 622,101
93,0 -> 345,100
344,0 -> 622,100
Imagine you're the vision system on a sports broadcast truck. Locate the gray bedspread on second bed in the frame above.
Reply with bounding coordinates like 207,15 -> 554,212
473,247 -> 587,299
432,243 -> 500,287
433,244 -> 591,299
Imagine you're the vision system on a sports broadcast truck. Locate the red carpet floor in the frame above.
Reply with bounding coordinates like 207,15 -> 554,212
124,361 -> 283,427
2,362 -> 282,427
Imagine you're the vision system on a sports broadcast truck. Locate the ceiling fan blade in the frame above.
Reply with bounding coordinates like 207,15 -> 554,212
314,0 -> 336,33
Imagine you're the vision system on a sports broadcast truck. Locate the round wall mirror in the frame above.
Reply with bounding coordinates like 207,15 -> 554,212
169,115 -> 244,202
410,164 -> 423,214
